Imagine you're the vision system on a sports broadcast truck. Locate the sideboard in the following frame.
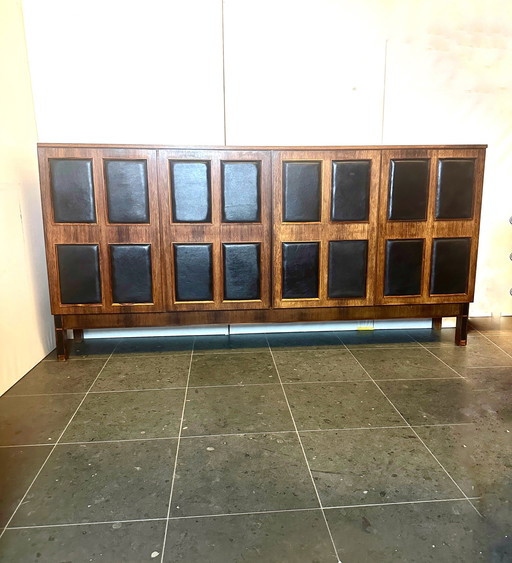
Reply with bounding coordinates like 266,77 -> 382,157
37,144 -> 486,360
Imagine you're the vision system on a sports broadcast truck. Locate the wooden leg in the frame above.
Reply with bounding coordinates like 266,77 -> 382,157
54,315 -> 69,361
432,317 -> 442,331
73,329 -> 84,342
455,304 -> 469,346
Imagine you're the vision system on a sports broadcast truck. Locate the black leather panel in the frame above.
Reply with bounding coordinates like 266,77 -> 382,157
283,162 -> 321,222
50,159 -> 96,223
105,160 -> 149,223
282,242 -> 319,299
388,160 -> 429,221
436,159 -> 475,219
328,240 -> 368,298
223,243 -> 260,300
174,244 -> 213,301
111,245 -> 153,303
57,245 -> 101,304
171,162 -> 211,222
331,161 -> 371,221
222,162 -> 260,222
430,238 -> 471,294
384,239 -> 424,296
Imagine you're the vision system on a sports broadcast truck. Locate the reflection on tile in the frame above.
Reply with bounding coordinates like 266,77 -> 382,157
267,331 -> 342,350
93,355 -> 190,391
0,521 -> 166,562
6,360 -> 104,395
407,328 -> 482,348
163,511 -> 337,563
172,434 -> 318,516
429,340 -> 512,369
338,330 -> 418,349
194,334 -> 270,354
352,348 -> 457,380
61,389 -> 185,442
190,353 -> 276,386
0,446 -> 51,526
285,382 -> 403,430
114,336 -> 194,356
326,501 -> 489,563
0,394 -> 84,445
11,441 -> 176,526
44,338 -> 119,360
182,385 -> 292,436
273,350 -> 369,383
481,334 -> 512,355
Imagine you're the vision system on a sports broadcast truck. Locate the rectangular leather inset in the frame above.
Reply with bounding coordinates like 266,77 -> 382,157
222,162 -> 260,222
105,160 -> 149,223
388,160 -> 429,221
282,242 -> 319,299
384,239 -> 424,296
223,243 -> 260,300
430,238 -> 471,294
283,162 -> 321,222
111,245 -> 153,303
328,240 -> 368,298
57,244 -> 101,304
331,161 -> 370,221
50,159 -> 96,223
174,244 -> 213,301
436,159 -> 475,219
170,162 -> 211,222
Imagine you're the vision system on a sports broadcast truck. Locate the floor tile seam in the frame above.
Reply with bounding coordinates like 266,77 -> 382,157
334,333 -> 483,518
266,336 -> 342,563
473,329 -> 512,360
159,343 -> 195,563
405,332 -> 468,380
0,344 -> 120,540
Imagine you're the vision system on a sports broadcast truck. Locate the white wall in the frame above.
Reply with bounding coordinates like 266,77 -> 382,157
0,0 -> 54,395
22,0 -> 512,318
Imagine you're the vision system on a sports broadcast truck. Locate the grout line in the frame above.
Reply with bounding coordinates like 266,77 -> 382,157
159,340 -> 195,563
266,336 -> 342,563
0,344 -> 120,539
334,333 -> 483,518
472,329 -> 512,360
321,496 -> 481,511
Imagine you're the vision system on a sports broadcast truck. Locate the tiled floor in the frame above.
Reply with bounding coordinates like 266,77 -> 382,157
0,321 -> 511,562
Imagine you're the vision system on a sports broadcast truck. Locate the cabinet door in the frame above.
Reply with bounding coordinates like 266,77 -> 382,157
272,150 -> 381,308
38,147 -> 164,314
375,148 -> 485,305
158,149 -> 271,311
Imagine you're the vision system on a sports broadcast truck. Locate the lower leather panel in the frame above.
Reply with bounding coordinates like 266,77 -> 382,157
430,238 -> 471,294
174,244 -> 213,301
223,243 -> 260,300
57,244 -> 102,304
384,239 -> 424,296
111,245 -> 153,303
282,242 -> 319,299
328,240 -> 368,298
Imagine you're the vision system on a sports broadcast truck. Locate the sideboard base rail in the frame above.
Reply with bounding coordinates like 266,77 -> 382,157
54,303 -> 469,360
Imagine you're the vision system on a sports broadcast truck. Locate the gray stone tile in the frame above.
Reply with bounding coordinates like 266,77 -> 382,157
378,379 -> 501,425
273,349 -> 369,383
0,446 -> 51,526
0,394 -> 84,445
61,389 -> 185,442
6,360 -> 105,395
429,339 -> 512,369
284,382 -> 403,430
163,511 -> 337,563
300,428 -> 461,507
352,348 -> 458,380
267,331 -> 342,351
189,353 -> 277,386
172,434 -> 318,516
92,355 -> 190,391
0,521 -> 166,562
481,333 -> 512,355
338,329 -> 418,349
326,501 -> 490,562
182,385 -> 293,436
193,334 -> 270,354
114,336 -> 194,357
44,338 -> 119,360
407,328 -> 483,348
11,440 -> 176,526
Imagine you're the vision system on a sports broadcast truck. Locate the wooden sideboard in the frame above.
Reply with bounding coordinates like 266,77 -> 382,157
37,144 -> 486,360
